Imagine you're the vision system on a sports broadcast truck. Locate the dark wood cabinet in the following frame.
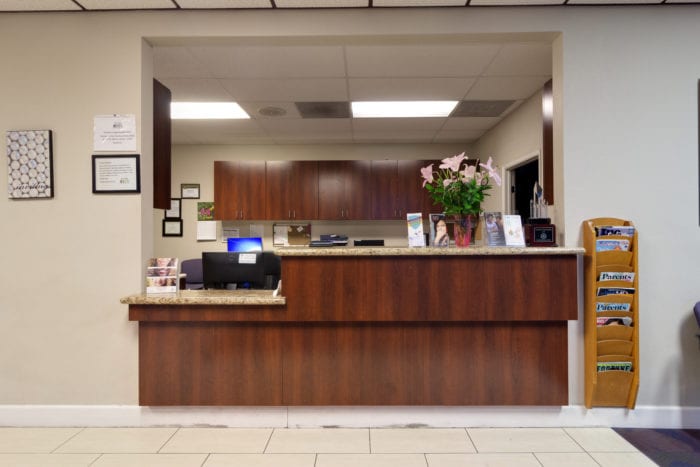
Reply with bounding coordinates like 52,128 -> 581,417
214,160 -> 266,220
265,161 -> 318,220
371,159 -> 435,219
318,160 -> 371,220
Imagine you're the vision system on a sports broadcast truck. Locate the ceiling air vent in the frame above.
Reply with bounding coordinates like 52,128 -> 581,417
295,101 -> 350,119
451,100 -> 515,118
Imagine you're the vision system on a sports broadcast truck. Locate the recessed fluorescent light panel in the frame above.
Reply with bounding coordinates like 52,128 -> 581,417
171,102 -> 250,119
351,101 -> 458,118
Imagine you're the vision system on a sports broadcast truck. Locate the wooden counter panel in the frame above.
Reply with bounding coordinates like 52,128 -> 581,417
283,322 -> 568,405
283,255 -> 577,322
129,304 -> 286,322
138,323 -> 283,405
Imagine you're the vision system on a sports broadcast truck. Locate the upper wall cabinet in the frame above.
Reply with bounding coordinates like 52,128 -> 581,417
214,160 -> 266,220
370,160 -> 435,219
265,161 -> 318,220
318,160 -> 371,220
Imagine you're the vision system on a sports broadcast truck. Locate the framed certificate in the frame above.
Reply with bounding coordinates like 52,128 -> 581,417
92,154 -> 140,193
162,219 -> 183,237
181,183 -> 200,199
165,198 -> 181,219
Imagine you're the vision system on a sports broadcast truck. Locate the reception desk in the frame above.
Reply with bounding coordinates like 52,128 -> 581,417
122,247 -> 583,406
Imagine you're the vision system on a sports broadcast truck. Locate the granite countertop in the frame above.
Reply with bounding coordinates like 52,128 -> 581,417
274,246 -> 585,256
120,289 -> 286,306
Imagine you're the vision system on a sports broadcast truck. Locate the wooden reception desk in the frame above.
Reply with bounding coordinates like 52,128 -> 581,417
122,246 -> 583,406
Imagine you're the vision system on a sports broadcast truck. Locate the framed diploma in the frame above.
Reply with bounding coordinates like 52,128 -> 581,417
181,183 -> 200,199
165,198 -> 181,219
92,154 -> 140,193
162,219 -> 183,237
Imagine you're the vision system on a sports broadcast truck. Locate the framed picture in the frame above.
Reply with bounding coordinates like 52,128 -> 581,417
92,154 -> 140,193
165,198 -> 181,219
7,129 -> 54,199
181,183 -> 200,199
162,219 -> 183,237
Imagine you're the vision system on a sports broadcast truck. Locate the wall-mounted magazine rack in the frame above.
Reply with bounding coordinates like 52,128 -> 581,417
583,217 -> 639,408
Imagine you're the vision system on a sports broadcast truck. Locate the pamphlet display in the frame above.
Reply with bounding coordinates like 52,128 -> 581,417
429,213 -> 449,247
583,218 -> 639,408
502,214 -> 525,247
146,257 -> 179,294
483,212 -> 506,246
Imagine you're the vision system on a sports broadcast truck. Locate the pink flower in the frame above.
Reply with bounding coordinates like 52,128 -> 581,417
479,157 -> 502,186
443,178 -> 454,187
461,165 -> 476,182
439,152 -> 465,172
420,164 -> 434,187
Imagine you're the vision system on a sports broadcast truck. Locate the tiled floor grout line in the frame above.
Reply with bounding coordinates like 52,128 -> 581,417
50,426 -> 86,453
262,427 -> 275,453
87,452 -> 103,466
157,426 -> 180,453
200,452 -> 211,467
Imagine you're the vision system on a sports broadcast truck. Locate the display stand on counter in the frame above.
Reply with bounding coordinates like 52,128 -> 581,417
583,217 -> 639,408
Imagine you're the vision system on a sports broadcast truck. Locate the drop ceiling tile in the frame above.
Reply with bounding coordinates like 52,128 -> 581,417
172,119 -> 266,137
158,78 -> 233,101
154,47 -> 213,78
465,76 -> 549,100
275,0 -> 368,6
352,130 -> 437,143
433,129 -> 485,142
352,117 -> 446,132
188,45 -> 347,79
442,117 -> 502,131
0,0 -> 81,10
220,78 -> 348,101
483,43 -> 552,76
238,102 -> 302,119
176,0 -> 272,7
345,43 -> 501,78
78,0 -> 175,9
257,118 -> 352,137
470,0 -> 563,4
348,78 -> 476,100
374,0 -> 465,5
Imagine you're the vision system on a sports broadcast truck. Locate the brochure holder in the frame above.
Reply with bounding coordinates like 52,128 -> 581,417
583,218 -> 639,408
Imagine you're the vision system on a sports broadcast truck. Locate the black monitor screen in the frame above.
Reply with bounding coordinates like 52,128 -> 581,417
202,252 -> 266,289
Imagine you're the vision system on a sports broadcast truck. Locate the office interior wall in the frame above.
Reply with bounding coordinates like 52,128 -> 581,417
0,7 -> 698,416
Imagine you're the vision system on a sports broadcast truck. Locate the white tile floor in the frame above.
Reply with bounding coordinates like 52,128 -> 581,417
0,427 -> 657,466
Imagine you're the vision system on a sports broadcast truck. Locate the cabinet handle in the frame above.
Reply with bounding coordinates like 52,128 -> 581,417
293,210 -> 296,219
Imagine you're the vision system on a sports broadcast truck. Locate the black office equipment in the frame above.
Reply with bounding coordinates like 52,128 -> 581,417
202,251 -> 279,289
353,239 -> 384,246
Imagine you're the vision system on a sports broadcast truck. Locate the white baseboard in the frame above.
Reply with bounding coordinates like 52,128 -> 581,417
1,405 -> 699,428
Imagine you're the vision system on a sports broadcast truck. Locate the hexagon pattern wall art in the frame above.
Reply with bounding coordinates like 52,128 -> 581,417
7,129 -> 53,199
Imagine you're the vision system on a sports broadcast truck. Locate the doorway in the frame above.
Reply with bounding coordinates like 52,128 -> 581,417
505,153 -> 540,224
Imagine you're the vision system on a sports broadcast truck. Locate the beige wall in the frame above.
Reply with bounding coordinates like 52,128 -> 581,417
1,7 -> 700,420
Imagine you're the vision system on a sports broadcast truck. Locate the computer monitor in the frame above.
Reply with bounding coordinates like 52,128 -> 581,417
202,251 -> 279,290
227,237 -> 263,252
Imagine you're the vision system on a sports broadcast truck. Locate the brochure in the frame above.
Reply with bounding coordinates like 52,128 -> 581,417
596,225 -> 636,237
146,257 -> 179,294
598,271 -> 635,282
596,239 -> 630,252
406,212 -> 425,247
502,214 -> 525,247
596,316 -> 633,326
597,361 -> 633,372
597,287 -> 635,296
596,302 -> 632,312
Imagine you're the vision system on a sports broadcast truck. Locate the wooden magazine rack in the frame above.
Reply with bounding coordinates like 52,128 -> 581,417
583,217 -> 639,408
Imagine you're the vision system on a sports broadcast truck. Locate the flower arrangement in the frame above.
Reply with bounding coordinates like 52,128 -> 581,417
420,152 -> 502,217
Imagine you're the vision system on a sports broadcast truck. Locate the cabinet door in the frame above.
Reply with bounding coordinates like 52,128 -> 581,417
265,161 -> 318,220
318,160 -> 371,220
370,160 -> 400,219
398,159 -> 437,216
214,160 -> 266,220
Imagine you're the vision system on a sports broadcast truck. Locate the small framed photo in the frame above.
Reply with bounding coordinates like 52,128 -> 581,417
181,183 -> 200,199
165,198 -> 181,219
92,154 -> 140,194
162,219 -> 183,237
